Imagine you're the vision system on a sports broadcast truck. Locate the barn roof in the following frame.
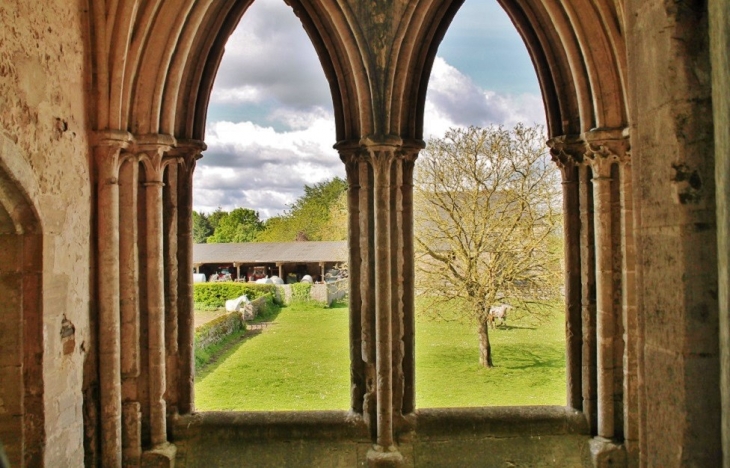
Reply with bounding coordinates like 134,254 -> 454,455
193,241 -> 348,265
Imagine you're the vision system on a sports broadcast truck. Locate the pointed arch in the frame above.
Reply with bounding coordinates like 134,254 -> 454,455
0,135 -> 44,467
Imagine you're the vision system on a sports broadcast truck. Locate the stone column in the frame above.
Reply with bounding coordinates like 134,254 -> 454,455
176,141 -> 204,415
338,136 -> 422,467
339,144 -> 373,422
586,143 -> 617,440
584,130 -> 629,463
618,149 -> 639,465
369,142 -> 396,455
397,146 -> 418,418
119,154 -> 141,466
579,161 -> 598,434
163,162 -> 180,415
548,135 -> 584,411
137,135 -> 178,463
94,130 -> 133,468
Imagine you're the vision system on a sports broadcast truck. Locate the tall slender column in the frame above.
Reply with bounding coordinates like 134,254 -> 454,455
339,145 -> 370,419
584,130 -> 628,445
587,149 -> 616,439
548,136 -> 584,411
579,162 -> 598,433
119,156 -> 142,466
585,130 -> 630,464
94,131 -> 133,468
137,136 -> 176,451
370,145 -> 395,453
163,162 -> 180,414
398,146 -> 418,418
619,151 -> 639,463
176,141 -> 204,415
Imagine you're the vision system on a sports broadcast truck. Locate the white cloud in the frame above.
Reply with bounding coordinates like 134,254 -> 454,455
424,57 -> 546,139
197,0 -> 547,218
208,0 -> 332,112
195,116 -> 343,218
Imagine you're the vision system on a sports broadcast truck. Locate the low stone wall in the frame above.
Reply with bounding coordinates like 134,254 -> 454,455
194,295 -> 270,354
172,406 -> 591,467
195,313 -> 245,352
242,295 -> 269,321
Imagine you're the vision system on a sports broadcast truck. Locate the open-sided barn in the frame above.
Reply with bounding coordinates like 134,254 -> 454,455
193,241 -> 348,283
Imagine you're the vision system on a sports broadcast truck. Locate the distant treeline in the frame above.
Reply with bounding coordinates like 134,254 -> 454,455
194,177 -> 347,244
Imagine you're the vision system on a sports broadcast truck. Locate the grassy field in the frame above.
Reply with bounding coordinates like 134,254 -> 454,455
194,300 -> 566,411
195,301 -> 351,411
415,306 -> 566,407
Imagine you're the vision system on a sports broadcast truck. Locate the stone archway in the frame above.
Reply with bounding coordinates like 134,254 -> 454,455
0,136 -> 44,467
87,0 -> 634,465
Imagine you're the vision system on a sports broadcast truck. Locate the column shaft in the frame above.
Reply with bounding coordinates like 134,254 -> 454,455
119,158 -> 141,465
96,146 -> 123,468
163,164 -> 179,413
579,165 -> 598,434
177,155 -> 196,414
359,160 -> 377,432
592,169 -> 615,439
372,150 -> 394,449
562,164 -> 582,410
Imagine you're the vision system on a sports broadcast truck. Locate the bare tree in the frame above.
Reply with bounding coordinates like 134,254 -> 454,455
414,124 -> 563,368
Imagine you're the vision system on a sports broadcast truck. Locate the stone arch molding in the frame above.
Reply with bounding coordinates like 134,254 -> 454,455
90,0 -> 628,143
88,0 -> 633,466
0,133 -> 45,467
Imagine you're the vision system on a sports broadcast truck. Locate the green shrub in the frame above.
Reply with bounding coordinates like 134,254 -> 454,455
290,282 -> 312,302
194,282 -> 277,308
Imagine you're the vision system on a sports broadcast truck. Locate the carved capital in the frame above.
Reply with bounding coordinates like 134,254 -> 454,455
582,128 -> 630,178
171,139 -> 206,179
132,134 -> 177,183
93,130 -> 135,182
547,134 -> 584,183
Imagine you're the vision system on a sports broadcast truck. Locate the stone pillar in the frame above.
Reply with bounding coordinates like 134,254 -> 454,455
338,136 -> 422,467
585,130 -> 629,464
278,263 -> 284,279
176,141 -> 204,415
119,154 -> 142,466
369,143 -> 396,455
618,149 -> 639,465
398,146 -> 418,418
548,135 -> 583,411
579,161 -> 598,434
586,142 -> 618,440
339,144 -> 372,421
163,162 -> 180,415
137,135 -> 178,464
94,130 -> 133,468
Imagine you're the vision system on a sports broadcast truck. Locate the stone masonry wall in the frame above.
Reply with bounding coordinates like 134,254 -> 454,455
0,1 -> 91,466
625,1 -> 721,465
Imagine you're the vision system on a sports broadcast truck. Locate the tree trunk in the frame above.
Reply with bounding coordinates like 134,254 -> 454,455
478,319 -> 494,368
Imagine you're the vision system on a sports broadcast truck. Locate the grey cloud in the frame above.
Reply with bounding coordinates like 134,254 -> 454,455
210,0 -> 333,113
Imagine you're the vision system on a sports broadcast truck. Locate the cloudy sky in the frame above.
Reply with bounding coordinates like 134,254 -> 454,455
196,0 -> 545,218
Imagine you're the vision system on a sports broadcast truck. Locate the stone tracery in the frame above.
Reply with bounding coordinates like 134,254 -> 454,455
0,0 -> 702,466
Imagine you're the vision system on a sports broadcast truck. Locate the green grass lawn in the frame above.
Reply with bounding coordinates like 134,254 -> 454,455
194,300 -> 566,411
415,308 -> 566,407
195,301 -> 351,411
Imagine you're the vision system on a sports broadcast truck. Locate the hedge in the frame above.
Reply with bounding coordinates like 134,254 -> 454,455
194,282 -> 279,308
290,282 -> 312,302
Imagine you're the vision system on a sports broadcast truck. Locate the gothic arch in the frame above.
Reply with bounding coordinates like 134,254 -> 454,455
0,135 -> 44,467
88,0 -> 634,465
